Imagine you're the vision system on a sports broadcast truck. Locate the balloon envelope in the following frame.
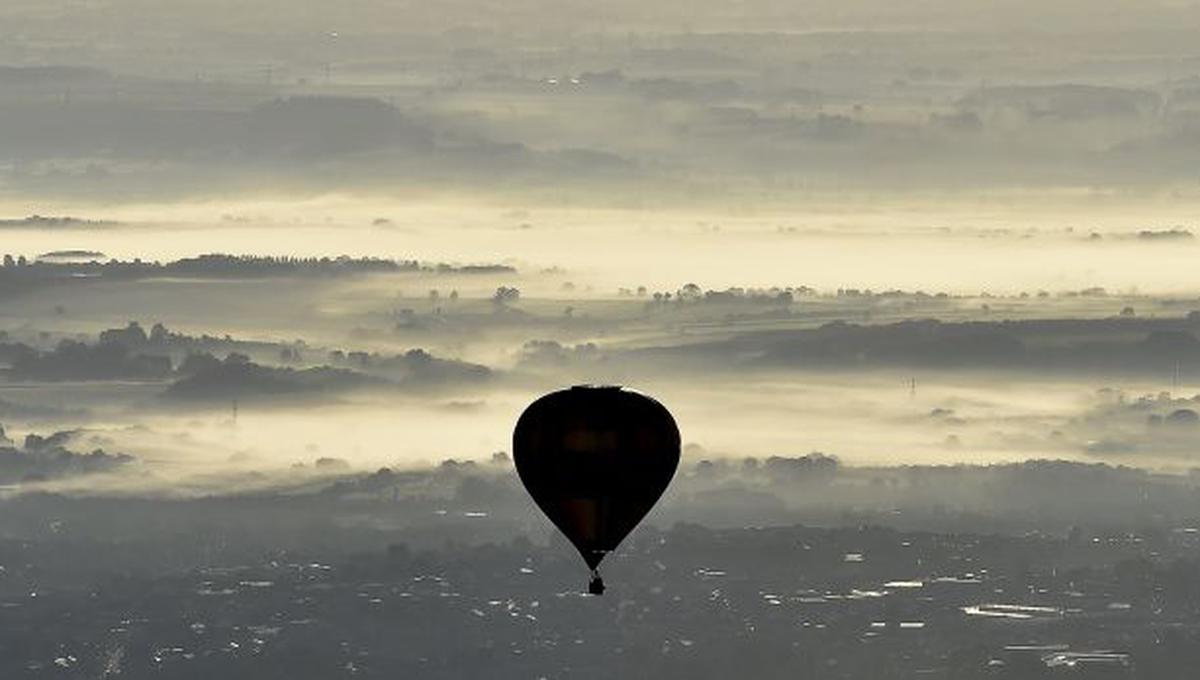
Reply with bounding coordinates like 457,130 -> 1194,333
513,386 -> 680,574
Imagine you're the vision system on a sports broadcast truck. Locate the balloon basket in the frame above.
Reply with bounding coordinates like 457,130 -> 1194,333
588,573 -> 606,596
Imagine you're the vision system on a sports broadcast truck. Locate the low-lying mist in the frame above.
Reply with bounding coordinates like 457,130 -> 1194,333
4,195 -> 1200,295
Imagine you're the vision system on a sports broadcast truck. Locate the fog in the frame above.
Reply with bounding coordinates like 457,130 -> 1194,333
7,2 -> 1200,678
5,197 -> 1200,296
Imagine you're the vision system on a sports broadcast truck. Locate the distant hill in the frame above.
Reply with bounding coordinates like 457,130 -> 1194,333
166,355 -> 384,400
628,315 -> 1200,375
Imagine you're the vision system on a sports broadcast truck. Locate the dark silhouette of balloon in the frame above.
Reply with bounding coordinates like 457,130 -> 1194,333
513,385 -> 680,595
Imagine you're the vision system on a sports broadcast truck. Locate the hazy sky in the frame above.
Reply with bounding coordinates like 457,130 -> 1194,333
4,0 -> 1200,203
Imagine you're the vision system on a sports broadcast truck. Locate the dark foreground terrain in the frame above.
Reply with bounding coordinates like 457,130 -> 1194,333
3,464 -> 1200,679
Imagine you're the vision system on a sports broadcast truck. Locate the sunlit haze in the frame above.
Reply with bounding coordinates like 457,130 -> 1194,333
4,2 -> 1200,677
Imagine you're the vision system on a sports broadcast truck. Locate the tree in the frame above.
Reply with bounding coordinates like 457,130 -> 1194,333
492,286 -> 520,306
679,282 -> 702,301
150,323 -> 169,343
99,322 -> 148,347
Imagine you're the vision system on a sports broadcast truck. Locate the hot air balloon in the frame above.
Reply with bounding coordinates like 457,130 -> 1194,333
513,385 -> 680,595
